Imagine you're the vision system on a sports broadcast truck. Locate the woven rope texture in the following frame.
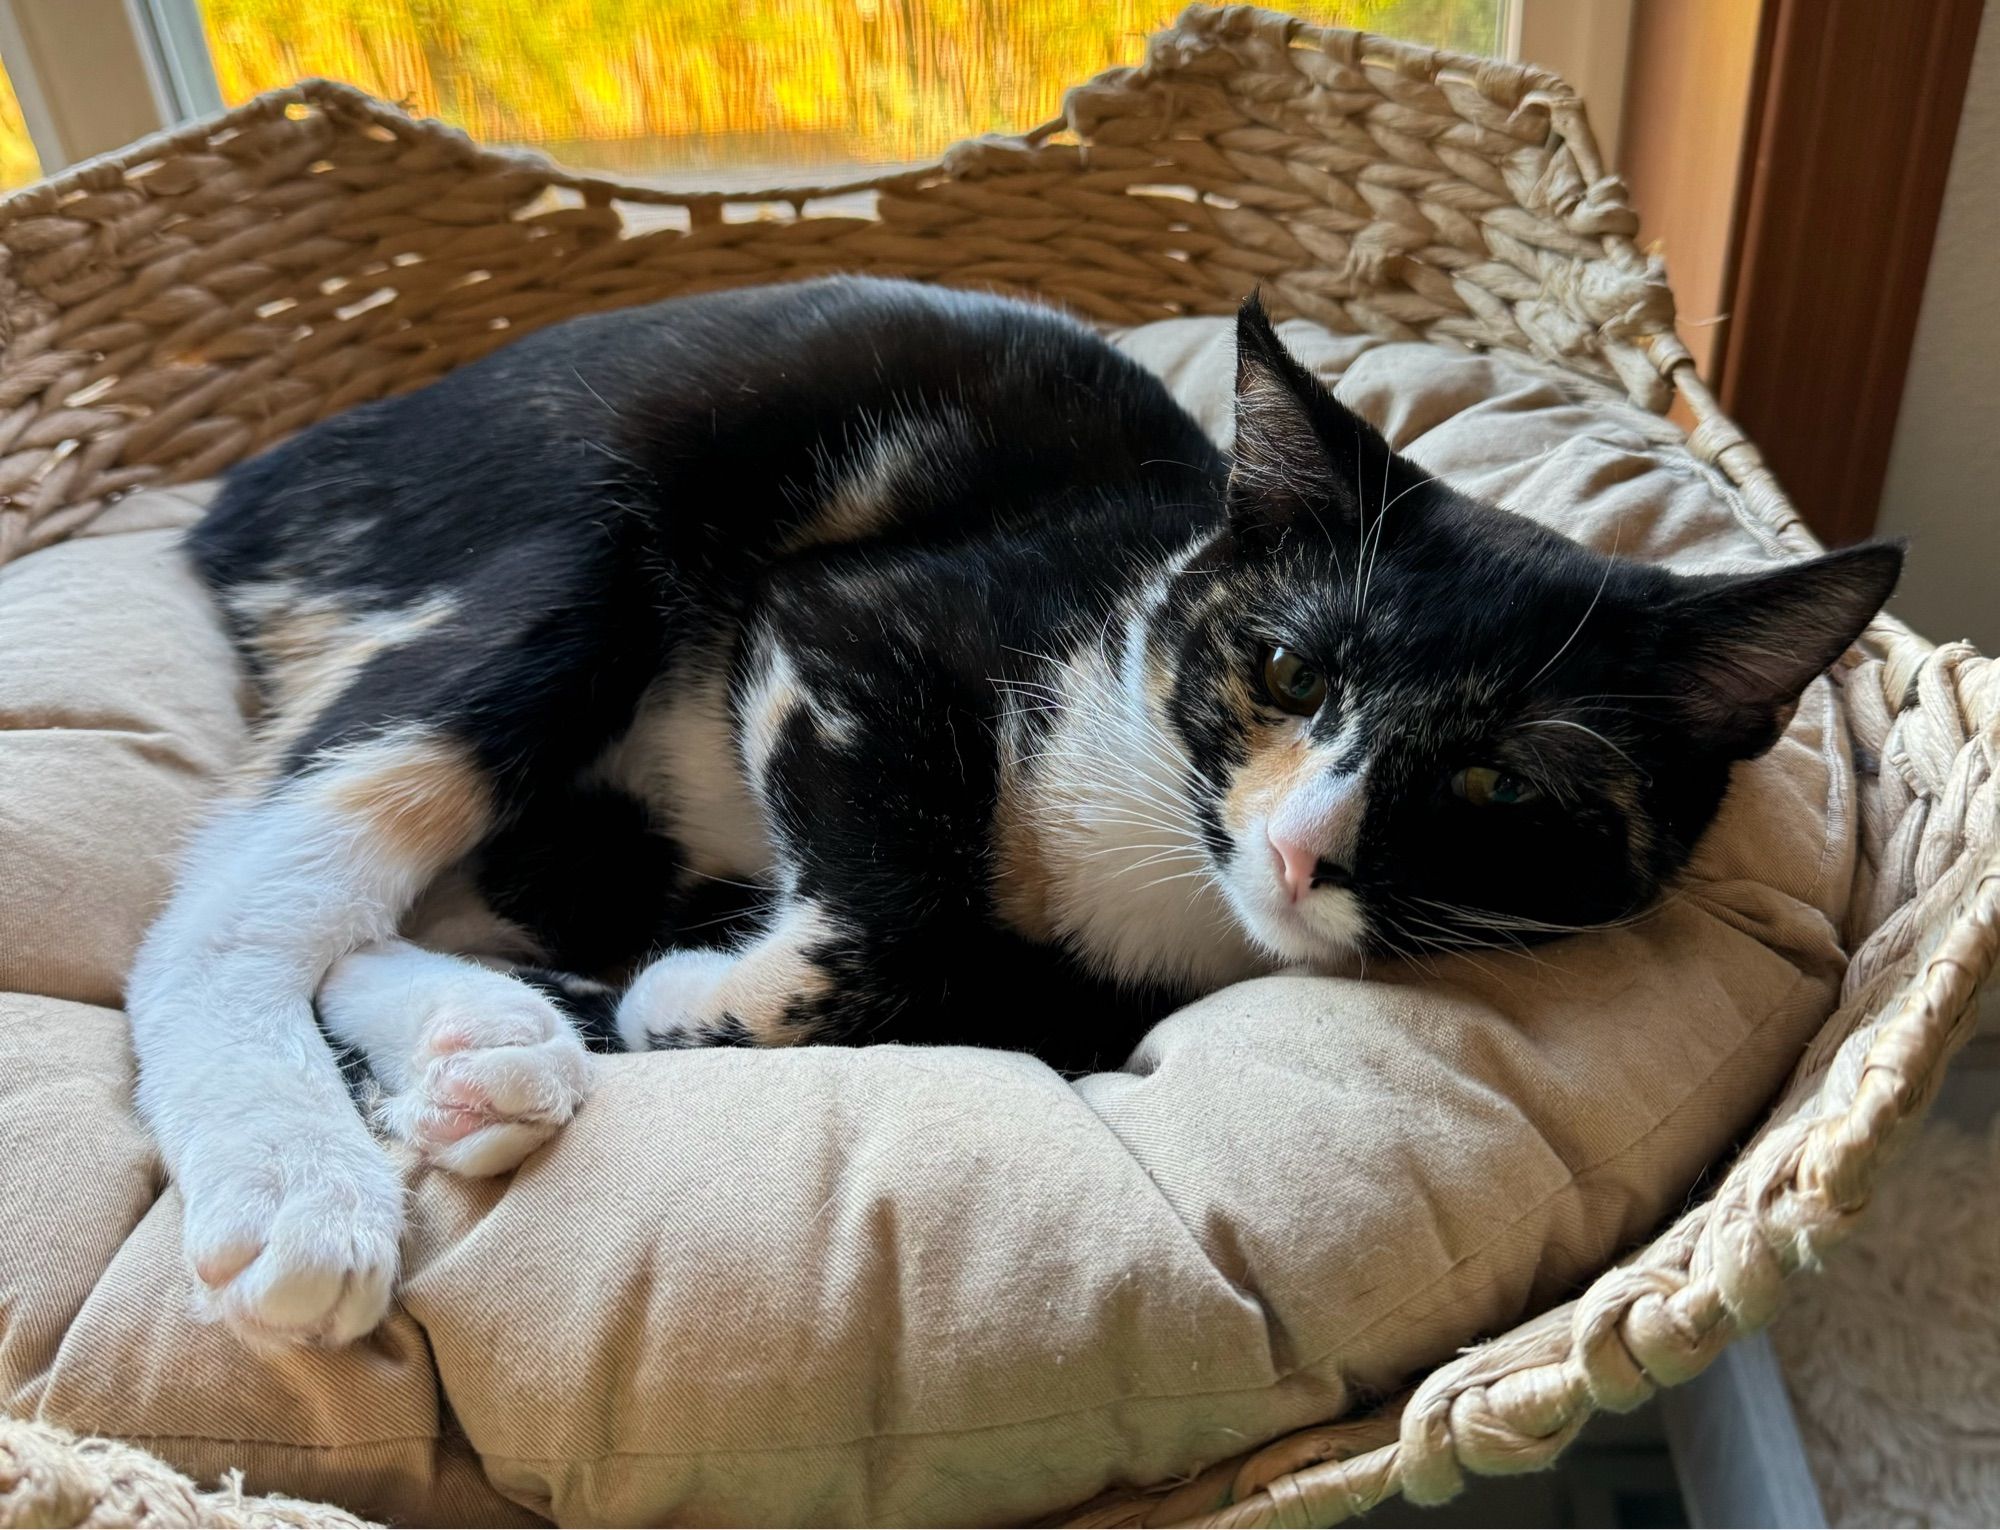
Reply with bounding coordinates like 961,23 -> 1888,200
0,1415 -> 375,1529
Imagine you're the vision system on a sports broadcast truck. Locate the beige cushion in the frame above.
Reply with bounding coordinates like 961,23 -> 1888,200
0,490 -> 242,1007
0,322 -> 1857,1526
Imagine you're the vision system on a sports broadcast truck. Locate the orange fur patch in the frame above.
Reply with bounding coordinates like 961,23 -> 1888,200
1221,730 -> 1321,835
990,766 -> 1056,943
328,736 -> 492,870
227,582 -> 458,792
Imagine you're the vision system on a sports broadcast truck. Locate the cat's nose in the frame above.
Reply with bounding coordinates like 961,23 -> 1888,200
1268,831 -> 1352,902
1266,766 -> 1367,902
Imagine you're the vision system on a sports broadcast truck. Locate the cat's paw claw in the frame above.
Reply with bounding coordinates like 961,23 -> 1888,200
380,992 -> 594,1177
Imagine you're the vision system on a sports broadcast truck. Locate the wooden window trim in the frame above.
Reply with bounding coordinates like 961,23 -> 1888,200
1716,0 -> 1987,546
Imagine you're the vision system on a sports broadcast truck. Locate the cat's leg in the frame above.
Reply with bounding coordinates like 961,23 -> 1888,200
128,728 -> 494,1346
316,941 -> 594,1178
616,627 -> 1000,1051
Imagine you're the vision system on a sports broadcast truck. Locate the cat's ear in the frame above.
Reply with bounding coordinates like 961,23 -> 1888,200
1659,542 -> 1902,758
1228,294 -> 1383,548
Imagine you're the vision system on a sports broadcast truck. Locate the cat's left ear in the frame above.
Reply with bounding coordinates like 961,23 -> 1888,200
1228,294 -> 1386,549
1658,542 -> 1903,758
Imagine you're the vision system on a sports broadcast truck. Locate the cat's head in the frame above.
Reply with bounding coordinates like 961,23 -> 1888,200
1152,297 -> 1900,966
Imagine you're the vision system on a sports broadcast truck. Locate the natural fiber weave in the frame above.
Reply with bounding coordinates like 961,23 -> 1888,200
0,1416 -> 375,1528
0,8 -> 1990,1527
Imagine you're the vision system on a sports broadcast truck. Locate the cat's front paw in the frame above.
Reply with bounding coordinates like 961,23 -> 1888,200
616,948 -> 752,1050
620,905 -> 845,1050
375,981 -> 595,1177
180,1120 -> 403,1348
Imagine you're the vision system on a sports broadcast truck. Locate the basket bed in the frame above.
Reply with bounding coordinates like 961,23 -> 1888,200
0,7 -> 1993,1526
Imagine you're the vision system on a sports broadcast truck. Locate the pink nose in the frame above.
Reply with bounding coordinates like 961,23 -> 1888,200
1268,829 -> 1352,903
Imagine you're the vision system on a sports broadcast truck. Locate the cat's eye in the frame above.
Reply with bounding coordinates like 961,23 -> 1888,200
1452,766 -> 1538,807
1261,646 -> 1327,716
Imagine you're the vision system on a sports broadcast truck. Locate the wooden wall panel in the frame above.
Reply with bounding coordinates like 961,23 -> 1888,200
1720,0 -> 1987,545
1616,0 -> 1768,384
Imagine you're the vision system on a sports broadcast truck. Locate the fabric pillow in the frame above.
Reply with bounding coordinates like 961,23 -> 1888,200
0,321 -> 1856,1527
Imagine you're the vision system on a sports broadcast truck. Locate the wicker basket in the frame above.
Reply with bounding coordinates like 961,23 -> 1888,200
0,7 -> 1992,1527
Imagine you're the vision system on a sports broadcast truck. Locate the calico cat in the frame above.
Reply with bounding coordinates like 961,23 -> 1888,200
127,276 -> 1898,1346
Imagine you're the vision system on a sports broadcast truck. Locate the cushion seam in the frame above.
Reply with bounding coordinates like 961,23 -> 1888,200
25,1422 -> 440,1452
1059,1083 -> 1285,1370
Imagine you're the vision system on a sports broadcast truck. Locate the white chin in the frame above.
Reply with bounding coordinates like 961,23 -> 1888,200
1225,878 -> 1369,968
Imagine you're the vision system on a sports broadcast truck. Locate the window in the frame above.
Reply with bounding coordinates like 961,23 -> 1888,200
0,0 -> 1626,184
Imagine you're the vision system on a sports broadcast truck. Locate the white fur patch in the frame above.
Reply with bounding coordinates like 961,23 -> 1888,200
615,947 -> 740,1051
1006,625 -> 1269,993
1218,720 -> 1373,966
737,636 -> 857,772
616,899 -> 841,1049
607,636 -> 854,890
608,660 -> 773,883
227,581 -> 458,773
793,410 -> 959,548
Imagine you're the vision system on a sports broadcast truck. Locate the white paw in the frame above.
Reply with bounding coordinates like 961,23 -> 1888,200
375,983 -> 594,1177
615,947 -> 739,1051
179,1123 -> 404,1348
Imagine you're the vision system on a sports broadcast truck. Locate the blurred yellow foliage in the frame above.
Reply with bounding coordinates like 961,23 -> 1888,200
0,56 -> 37,188
199,0 -> 1498,170
0,1 -> 1500,189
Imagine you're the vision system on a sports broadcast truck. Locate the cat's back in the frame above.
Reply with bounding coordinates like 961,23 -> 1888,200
195,276 -> 1217,590
185,277 -> 1224,778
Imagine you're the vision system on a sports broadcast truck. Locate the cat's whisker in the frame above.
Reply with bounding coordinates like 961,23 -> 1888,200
1403,895 -> 1654,939
1383,915 -> 1541,993
1353,429 -> 1401,619
1362,464 -> 1442,620
672,905 -> 771,937
1012,751 -> 1196,807
1516,717 -> 1652,782
1519,521 -> 1620,690
1350,423 -> 1368,621
679,867 -> 776,894
1118,858 -> 1200,887
1079,841 -> 1199,862
1116,847 -> 1208,873
1134,866 -> 1214,894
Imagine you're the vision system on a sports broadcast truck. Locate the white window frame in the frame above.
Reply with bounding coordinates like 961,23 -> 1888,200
0,0 -> 1631,180
1507,0 -> 1635,167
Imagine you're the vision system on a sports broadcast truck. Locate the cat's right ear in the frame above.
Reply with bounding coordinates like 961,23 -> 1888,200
1228,294 -> 1378,550
1657,541 -> 1903,759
